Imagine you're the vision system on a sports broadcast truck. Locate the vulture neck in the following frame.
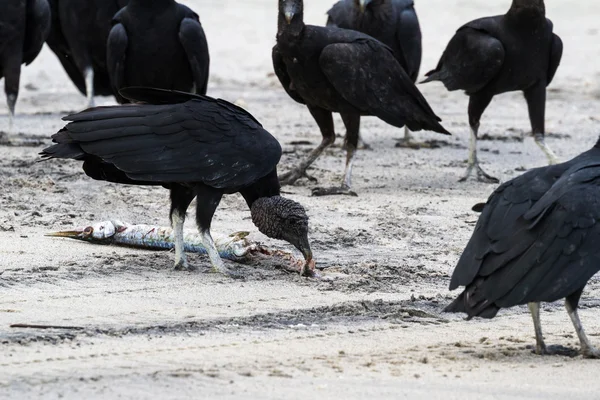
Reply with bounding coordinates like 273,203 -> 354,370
506,1 -> 546,23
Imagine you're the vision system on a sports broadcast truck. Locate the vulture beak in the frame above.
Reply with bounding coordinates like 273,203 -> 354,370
296,236 -> 314,277
359,0 -> 371,13
285,11 -> 294,25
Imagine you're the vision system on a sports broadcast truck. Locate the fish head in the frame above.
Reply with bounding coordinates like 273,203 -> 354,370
46,221 -> 120,242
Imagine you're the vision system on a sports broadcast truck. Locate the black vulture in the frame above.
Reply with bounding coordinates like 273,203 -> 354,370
0,0 -> 50,133
273,0 -> 449,196
326,0 -> 423,147
40,87 -> 314,277
107,0 -> 210,104
446,137 -> 600,358
45,0 -> 129,107
422,0 -> 562,183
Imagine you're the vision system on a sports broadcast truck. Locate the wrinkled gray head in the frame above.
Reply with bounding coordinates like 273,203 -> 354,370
251,196 -> 311,262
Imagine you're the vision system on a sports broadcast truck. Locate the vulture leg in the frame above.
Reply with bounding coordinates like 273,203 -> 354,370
169,185 -> 197,271
460,93 -> 499,183
395,127 -> 434,149
524,84 -> 559,165
7,93 -> 16,135
279,106 -> 334,186
528,302 -> 548,355
84,67 -> 95,108
312,112 -> 359,197
195,185 -> 231,275
565,290 -> 600,359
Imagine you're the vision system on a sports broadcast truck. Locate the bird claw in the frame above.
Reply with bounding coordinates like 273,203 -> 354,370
174,260 -> 195,271
279,169 -> 317,186
581,346 -> 600,359
395,139 -> 433,150
459,163 -> 499,184
311,186 -> 358,197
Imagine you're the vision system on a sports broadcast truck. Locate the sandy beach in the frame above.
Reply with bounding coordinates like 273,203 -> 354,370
2,0 -> 600,398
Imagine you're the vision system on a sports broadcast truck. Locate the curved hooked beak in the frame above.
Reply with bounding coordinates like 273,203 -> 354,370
296,235 -> 314,277
285,11 -> 295,24
359,0 -> 371,13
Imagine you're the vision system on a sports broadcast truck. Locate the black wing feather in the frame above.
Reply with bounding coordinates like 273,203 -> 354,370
42,98 -> 281,190
178,15 -> 210,95
23,0 -> 51,65
447,148 -> 600,317
392,0 -> 421,82
319,39 -> 449,134
326,0 -> 353,28
272,45 -> 306,105
107,22 -> 129,103
547,32 -> 563,86
422,18 -> 504,93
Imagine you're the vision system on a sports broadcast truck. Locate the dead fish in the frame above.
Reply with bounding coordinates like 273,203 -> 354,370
47,220 -> 316,275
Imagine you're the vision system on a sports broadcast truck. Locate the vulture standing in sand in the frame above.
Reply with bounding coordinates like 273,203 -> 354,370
446,137 -> 600,358
273,0 -> 449,196
107,0 -> 210,103
326,0 -> 423,147
422,0 -> 562,183
41,88 -> 314,277
46,0 -> 129,107
0,0 -> 50,134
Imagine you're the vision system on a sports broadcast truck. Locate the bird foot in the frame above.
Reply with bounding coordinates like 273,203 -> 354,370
210,261 -> 245,280
174,260 -> 196,271
357,138 -> 371,151
278,169 -> 318,186
311,185 -> 358,197
581,346 -> 600,359
458,163 -> 499,184
531,344 -> 578,357
395,139 -> 434,150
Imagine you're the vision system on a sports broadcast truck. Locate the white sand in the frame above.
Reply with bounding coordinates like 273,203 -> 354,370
2,0 -> 600,398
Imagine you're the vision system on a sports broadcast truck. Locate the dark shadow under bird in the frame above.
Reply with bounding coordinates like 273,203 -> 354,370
40,87 -> 314,277
327,0 -> 423,147
446,136 -> 600,358
107,0 -> 210,103
273,0 -> 449,196
46,0 -> 129,108
422,0 -> 562,183
0,0 -> 50,134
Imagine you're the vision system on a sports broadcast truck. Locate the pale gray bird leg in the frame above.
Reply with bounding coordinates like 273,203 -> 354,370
84,67 -> 95,108
279,136 -> 332,186
7,93 -> 16,136
200,229 -> 230,275
529,302 -> 548,355
459,124 -> 499,183
534,133 -> 559,165
172,211 -> 191,271
565,300 -> 600,359
312,145 -> 358,197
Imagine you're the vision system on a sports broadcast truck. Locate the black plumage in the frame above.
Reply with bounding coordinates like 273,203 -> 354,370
422,0 -> 562,183
107,0 -> 210,104
274,0 -> 448,196
46,0 -> 128,107
326,0 -> 421,83
41,87 -> 314,277
446,137 -> 600,358
0,0 -> 50,132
